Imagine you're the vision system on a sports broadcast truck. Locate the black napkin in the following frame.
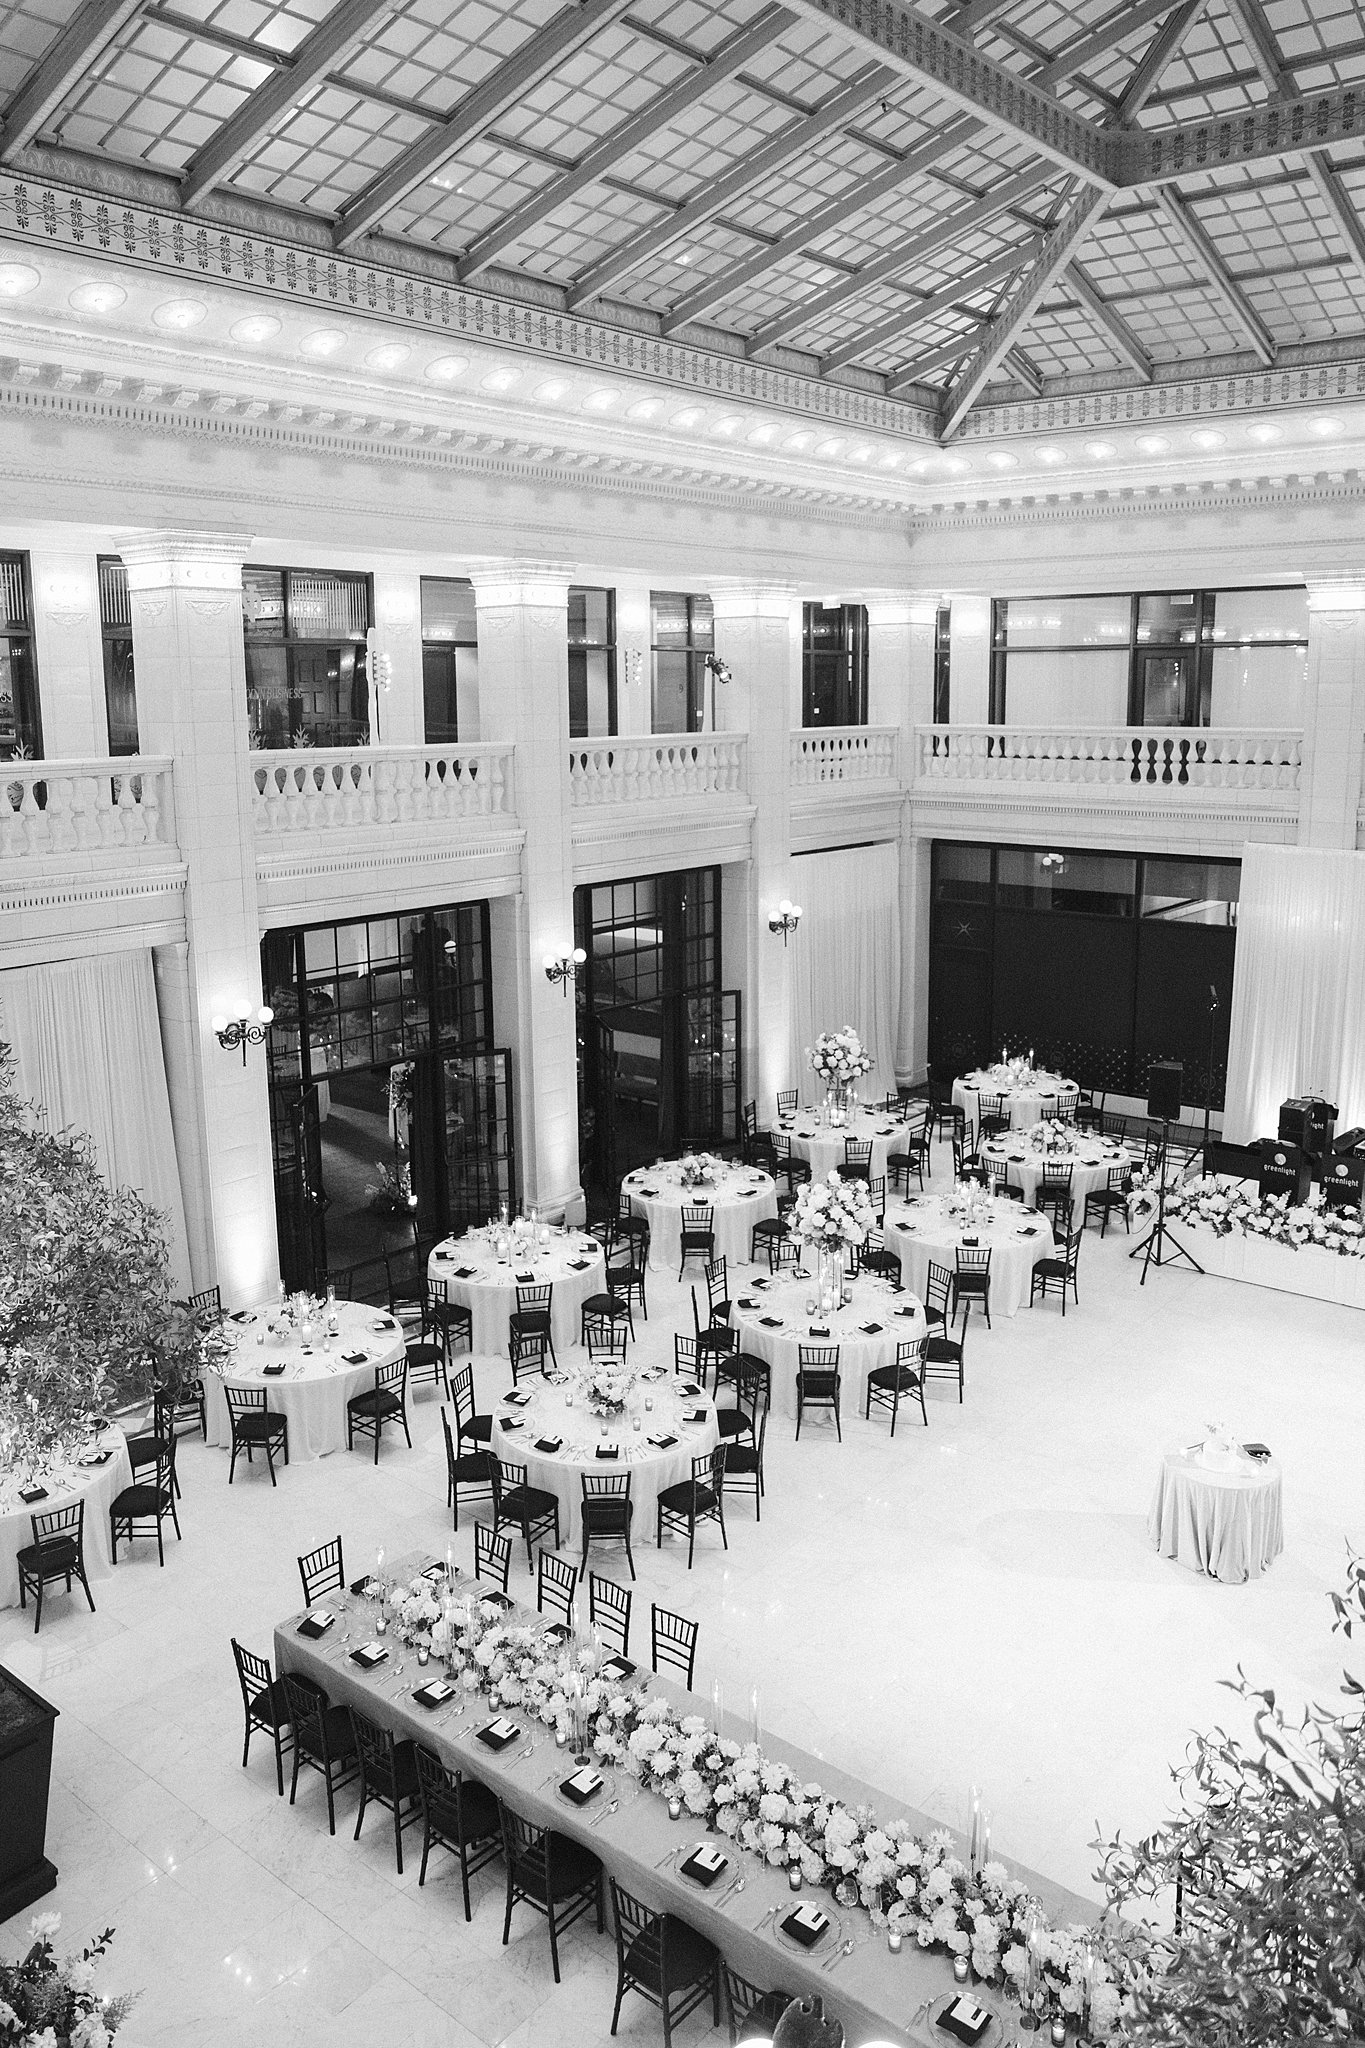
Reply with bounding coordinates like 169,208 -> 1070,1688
515,1271 -> 535,1283
351,1643 -> 388,1668
759,1315 -> 782,1329
349,1574 -> 373,1595
936,1997 -> 993,2044
262,1363 -> 286,1376
568,1259 -> 590,1270
542,1621 -> 573,1642
780,1906 -> 829,1949
738,1298 -> 758,1310
679,1384 -> 701,1398
595,1444 -> 620,1460
1243,1441 -> 1272,1460
477,1721 -> 520,1750
647,1433 -> 678,1450
808,1324 -> 830,1337
297,1612 -> 335,1639
79,1449 -> 112,1466
681,1846 -> 729,1887
535,1437 -> 563,1454
19,1485 -> 48,1504
454,1266 -> 477,1279
413,1680 -> 456,1709
500,1417 -> 524,1432
481,1589 -> 514,1610
342,1350 -> 367,1365
686,1408 -> 707,1424
559,1770 -> 603,1805
435,1250 -> 453,1262
601,1654 -> 637,1680
861,1321 -> 883,1335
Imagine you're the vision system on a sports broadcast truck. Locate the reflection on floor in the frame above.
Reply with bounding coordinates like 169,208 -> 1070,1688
2,1140 -> 1362,2047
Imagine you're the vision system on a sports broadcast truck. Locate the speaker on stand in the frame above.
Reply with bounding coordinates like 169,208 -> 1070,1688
1131,1060 -> 1203,1285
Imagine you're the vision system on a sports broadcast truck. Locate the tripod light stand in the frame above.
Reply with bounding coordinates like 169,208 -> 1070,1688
1131,1122 -> 1203,1285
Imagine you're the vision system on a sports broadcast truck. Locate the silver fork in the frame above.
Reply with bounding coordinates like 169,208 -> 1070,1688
655,1845 -> 683,1870
589,1798 -> 619,1828
752,1903 -> 779,1931
822,1938 -> 858,1972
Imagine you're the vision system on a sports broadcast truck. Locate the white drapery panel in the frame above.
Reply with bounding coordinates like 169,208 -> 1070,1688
0,949 -> 192,1290
789,841 -> 901,1100
1224,843 -> 1365,1145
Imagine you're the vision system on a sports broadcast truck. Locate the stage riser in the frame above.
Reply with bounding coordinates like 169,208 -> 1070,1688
1194,1222 -> 1365,1311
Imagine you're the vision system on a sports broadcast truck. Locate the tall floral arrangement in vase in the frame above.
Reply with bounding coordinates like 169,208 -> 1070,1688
791,1169 -> 875,1255
808,1027 -> 873,1088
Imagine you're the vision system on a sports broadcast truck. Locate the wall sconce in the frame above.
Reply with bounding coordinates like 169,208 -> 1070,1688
544,947 -> 586,995
1039,851 -> 1067,876
769,899 -> 802,946
211,998 -> 274,1062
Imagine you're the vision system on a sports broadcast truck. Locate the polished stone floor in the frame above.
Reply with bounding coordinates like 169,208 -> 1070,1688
2,1151 -> 1363,2047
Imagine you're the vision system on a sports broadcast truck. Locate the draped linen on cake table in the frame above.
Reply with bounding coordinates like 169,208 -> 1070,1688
788,841 -> 900,1093
0,948 -> 192,1288
1223,844 -> 1365,1145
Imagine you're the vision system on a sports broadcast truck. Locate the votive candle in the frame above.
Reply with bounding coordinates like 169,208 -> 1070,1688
953,1955 -> 971,1984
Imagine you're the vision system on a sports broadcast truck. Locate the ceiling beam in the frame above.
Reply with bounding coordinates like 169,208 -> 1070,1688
0,0 -> 145,159
889,327 -> 986,390
819,239 -> 1041,374
1065,259 -> 1154,379
1113,0 -> 1208,124
565,61 -> 895,312
954,0 -> 1016,30
181,0 -> 392,209
745,164 -> 1056,357
1220,0 -> 1287,94
1306,156 -> 1365,295
457,5 -> 793,283
782,0 -> 1116,188
661,115 -> 983,336
335,0 -> 635,249
1032,0 -> 1197,91
1006,346 -> 1045,395
1117,83 -> 1365,187
941,181 -> 1110,439
1156,186 -> 1276,363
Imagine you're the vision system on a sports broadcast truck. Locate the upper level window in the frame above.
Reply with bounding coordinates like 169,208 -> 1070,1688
569,586 -> 616,739
98,556 -> 137,756
651,591 -> 713,733
0,552 -> 40,760
933,603 -> 951,722
421,577 -> 478,745
244,567 -> 371,749
802,601 -> 868,727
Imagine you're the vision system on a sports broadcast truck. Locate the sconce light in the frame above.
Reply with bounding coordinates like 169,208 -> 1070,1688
768,899 -> 802,946
1039,850 -> 1067,876
544,947 -> 586,995
211,998 -> 274,1062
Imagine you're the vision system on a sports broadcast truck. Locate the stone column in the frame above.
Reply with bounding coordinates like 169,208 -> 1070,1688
118,529 -> 278,1307
370,568 -> 424,746
470,563 -> 582,1219
1300,580 -> 1365,848
712,585 -> 800,1123
29,552 -> 105,756
946,593 -> 992,723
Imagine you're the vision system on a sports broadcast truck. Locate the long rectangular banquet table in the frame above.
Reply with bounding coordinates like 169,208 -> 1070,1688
276,1558 -> 1096,2048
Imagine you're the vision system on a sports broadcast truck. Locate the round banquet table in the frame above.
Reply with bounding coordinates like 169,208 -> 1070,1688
429,1233 -> 606,1358
206,1302 -> 406,1460
729,1269 -> 927,1421
979,1131 -> 1134,1208
889,1195 -> 1054,1319
623,1162 -> 779,1272
494,1371 -> 719,1546
953,1068 -> 1070,1135
1,1424 -> 132,1609
1148,1447 -> 1284,1583
775,1104 -> 906,1185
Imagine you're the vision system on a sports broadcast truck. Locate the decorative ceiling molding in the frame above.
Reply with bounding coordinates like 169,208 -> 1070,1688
0,169 -> 939,440
951,358 -> 1365,439
907,468 -> 1365,532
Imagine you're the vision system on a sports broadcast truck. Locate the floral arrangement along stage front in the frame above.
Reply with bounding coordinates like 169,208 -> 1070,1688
0,1916 -> 134,2047
365,1574 -> 1139,2036
807,1027 -> 873,1087
1160,1175 -> 1365,1258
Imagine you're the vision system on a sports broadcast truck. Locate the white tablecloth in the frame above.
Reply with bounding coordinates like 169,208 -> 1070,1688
623,1163 -> 778,1272
0,1426 -> 132,1609
776,1105 -> 906,1185
729,1270 -> 927,1420
954,1069 -> 1070,1135
978,1133 -> 1134,1208
1148,1449 -> 1284,1583
207,1303 -> 406,1459
889,1196 -> 1054,1319
429,1235 -> 605,1357
494,1372 -> 719,1546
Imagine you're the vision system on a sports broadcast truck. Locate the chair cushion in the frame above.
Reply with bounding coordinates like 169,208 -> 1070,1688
429,1776 -> 501,1843
387,1737 -> 420,1798
724,1444 -> 758,1474
583,1500 -> 633,1530
657,1481 -> 717,1515
234,1412 -> 284,1440
348,1388 -> 403,1418
626,1913 -> 718,1992
300,1703 -> 358,1760
450,1451 -> 493,1484
126,1431 -> 170,1469
17,1536 -> 79,1573
924,1337 -> 963,1364
739,1989 -> 794,2040
248,1678 -> 292,1731
1033,1259 -> 1067,1281
407,1344 -> 444,1368
582,1293 -> 625,1319
798,1374 -> 838,1396
515,1832 -> 601,1899
501,1485 -> 559,1522
111,1483 -> 169,1517
460,1415 -> 493,1444
716,1411 -> 751,1440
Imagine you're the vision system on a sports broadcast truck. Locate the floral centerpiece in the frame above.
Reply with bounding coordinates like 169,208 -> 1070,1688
573,1355 -> 638,1416
678,1151 -> 721,1189
1160,1176 -> 1365,1258
790,1170 -> 874,1254
0,1916 -> 135,2047
808,1027 -> 873,1088
982,1047 -> 1046,1090
946,1179 -> 994,1230
1027,1117 -> 1078,1156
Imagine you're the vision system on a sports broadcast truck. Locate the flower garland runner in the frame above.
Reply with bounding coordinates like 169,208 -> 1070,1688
368,1576 -> 1143,2036
1160,1176 -> 1365,1258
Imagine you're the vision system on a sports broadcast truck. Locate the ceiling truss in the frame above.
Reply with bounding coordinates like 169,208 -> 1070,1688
0,0 -> 1360,441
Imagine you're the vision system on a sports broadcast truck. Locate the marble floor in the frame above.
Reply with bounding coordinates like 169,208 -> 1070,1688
3,1151 -> 1363,2047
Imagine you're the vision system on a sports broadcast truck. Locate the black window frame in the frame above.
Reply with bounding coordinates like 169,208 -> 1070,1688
650,591 -> 714,734
243,565 -> 373,750
801,601 -> 868,728
568,585 -> 617,739
420,575 -> 478,746
98,554 -> 138,756
0,550 -> 41,761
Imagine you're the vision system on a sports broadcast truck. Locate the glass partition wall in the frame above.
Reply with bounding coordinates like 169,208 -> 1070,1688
260,902 -> 507,1293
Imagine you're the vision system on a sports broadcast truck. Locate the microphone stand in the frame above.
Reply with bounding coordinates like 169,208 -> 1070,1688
1202,985 -> 1219,1177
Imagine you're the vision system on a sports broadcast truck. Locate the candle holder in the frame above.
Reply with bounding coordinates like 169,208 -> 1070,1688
787,1859 -> 803,1891
953,1956 -> 971,1984
667,1795 -> 683,1821
887,1927 -> 903,1953
1050,2022 -> 1067,2046
375,1612 -> 388,1636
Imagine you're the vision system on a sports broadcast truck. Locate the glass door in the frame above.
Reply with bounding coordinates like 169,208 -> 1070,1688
412,1049 -> 515,1234
684,989 -> 740,1147
270,1083 -> 328,1292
